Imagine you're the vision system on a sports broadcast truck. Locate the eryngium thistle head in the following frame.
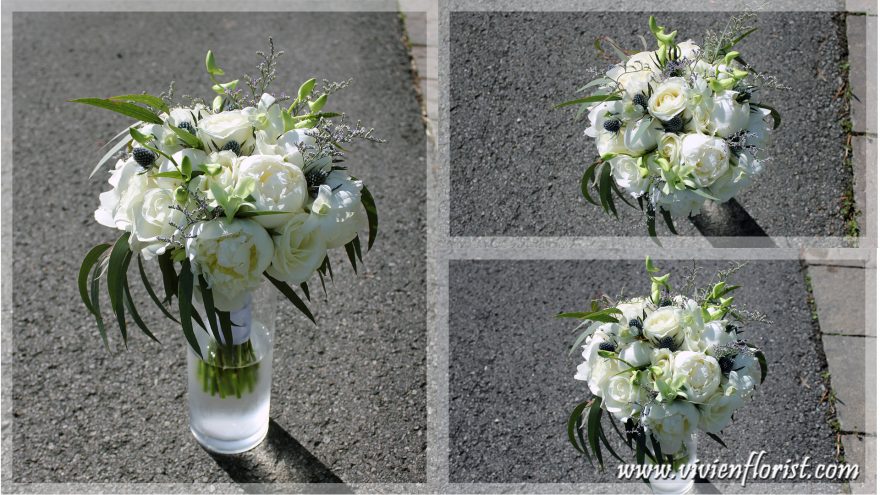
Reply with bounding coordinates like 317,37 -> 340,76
718,355 -> 735,374
656,336 -> 678,351
305,168 -> 330,197
177,122 -> 196,135
628,318 -> 643,331
603,118 -> 622,134
661,115 -> 685,133
220,140 -> 241,156
598,341 -> 616,352
132,148 -> 156,169
659,298 -> 673,307
632,93 -> 648,110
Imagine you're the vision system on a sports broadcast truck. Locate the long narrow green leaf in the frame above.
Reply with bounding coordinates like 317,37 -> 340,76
157,252 -> 179,303
598,163 -> 617,218
137,255 -> 179,323
706,431 -> 728,448
754,349 -> 768,383
344,240 -> 358,274
169,124 -> 203,148
197,275 -> 224,346
123,274 -> 160,343
580,160 -> 601,206
720,27 -> 758,52
352,235 -> 363,263
567,400 -> 590,454
89,125 -> 135,179
606,411 -> 632,451
300,282 -> 311,301
555,94 -> 622,109
360,183 -> 379,250
660,208 -> 678,235
217,310 -> 234,349
108,94 -> 169,114
178,260 -> 203,359
587,397 -> 605,468
79,243 -> 111,314
89,262 -> 109,351
750,102 -> 782,129
649,433 -> 664,466
598,423 -> 625,463
69,98 -> 163,124
265,274 -> 316,324
106,233 -> 132,347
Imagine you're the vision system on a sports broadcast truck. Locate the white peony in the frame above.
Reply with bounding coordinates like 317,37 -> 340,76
709,91 -> 750,137
236,154 -> 308,228
197,110 -> 254,152
574,327 -> 611,383
647,77 -> 689,121
643,306 -> 684,343
697,391 -> 744,434
619,340 -> 653,368
676,40 -> 702,60
673,351 -> 722,403
309,171 -> 367,249
681,133 -> 730,187
130,188 -> 184,260
622,117 -> 658,155
265,214 -> 328,284
688,320 -> 735,354
256,128 -> 317,167
185,219 -> 274,311
654,188 -> 704,218
746,106 -> 774,149
725,352 -> 763,398
194,150 -> 239,205
610,155 -> 649,197
616,297 -> 651,324
95,157 -> 151,232
643,400 -> 699,455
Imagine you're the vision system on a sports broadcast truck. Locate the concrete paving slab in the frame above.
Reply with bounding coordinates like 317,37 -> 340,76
449,260 -> 840,485
448,12 -> 851,237
11,11 -> 426,484
841,435 -> 876,494
808,265 -> 869,336
848,15 -> 875,135
821,335 -> 876,434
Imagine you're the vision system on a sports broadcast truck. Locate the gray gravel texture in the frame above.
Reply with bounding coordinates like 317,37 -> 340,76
449,260 -> 842,484
11,12 -> 426,484
448,12 -> 851,237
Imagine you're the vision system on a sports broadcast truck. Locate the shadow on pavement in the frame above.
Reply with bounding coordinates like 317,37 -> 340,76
208,419 -> 352,492
690,199 -> 777,248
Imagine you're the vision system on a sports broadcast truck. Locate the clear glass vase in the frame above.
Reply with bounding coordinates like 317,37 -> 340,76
186,282 -> 277,454
648,433 -> 698,495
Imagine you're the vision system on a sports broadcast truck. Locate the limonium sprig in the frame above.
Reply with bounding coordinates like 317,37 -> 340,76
73,39 -> 383,357
561,257 -> 768,471
557,15 -> 783,238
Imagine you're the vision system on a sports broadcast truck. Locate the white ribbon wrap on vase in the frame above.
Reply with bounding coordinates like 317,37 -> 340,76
214,294 -> 253,345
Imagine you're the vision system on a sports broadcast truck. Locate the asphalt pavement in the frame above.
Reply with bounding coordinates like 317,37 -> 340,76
12,12 -> 426,484
448,260 -> 842,484
448,11 -> 851,237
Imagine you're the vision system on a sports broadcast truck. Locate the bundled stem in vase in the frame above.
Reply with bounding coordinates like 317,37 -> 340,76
197,339 -> 259,399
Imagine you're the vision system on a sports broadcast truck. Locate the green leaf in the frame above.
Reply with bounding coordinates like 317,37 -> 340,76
197,275 -> 224,346
706,431 -> 728,448
265,274 -> 316,324
751,102 -> 782,129
106,233 -> 132,347
660,208 -> 678,235
567,400 -> 590,454
587,397 -> 605,468
598,423 -> 625,463
689,187 -> 721,202
181,155 -> 192,179
554,94 -> 622,109
598,163 -> 617,218
136,255 -> 179,324
217,310 -> 234,349
298,78 -> 317,101
123,273 -> 160,344
79,243 -> 111,315
344,240 -> 358,274
576,77 -> 613,93
352,235 -> 363,263
649,433 -> 664,466
177,259 -> 203,359
755,349 -> 768,383
69,98 -> 163,124
89,125 -> 136,179
235,209 -> 290,218
169,124 -> 202,148
108,94 -> 169,114
720,27 -> 758,53
205,50 -> 224,76
360,183 -> 379,250
153,171 -> 184,180
157,252 -> 179,304
300,282 -> 311,301
89,262 -> 109,351
580,160 -> 601,206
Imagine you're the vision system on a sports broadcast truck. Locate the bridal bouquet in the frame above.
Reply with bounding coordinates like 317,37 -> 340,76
75,40 -> 380,359
562,258 -> 767,469
557,15 -> 781,236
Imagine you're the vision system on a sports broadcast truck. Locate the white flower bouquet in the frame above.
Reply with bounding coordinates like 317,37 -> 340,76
557,16 -> 782,236
75,40 -> 380,363
563,258 -> 767,471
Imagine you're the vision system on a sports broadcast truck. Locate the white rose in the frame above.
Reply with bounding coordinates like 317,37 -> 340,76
574,327 -> 611,383
95,157 -> 150,231
647,77 -> 689,121
673,351 -> 722,403
616,298 -> 651,324
622,117 -> 658,155
197,110 -> 254,152
194,150 -> 239,205
643,400 -> 699,455
236,154 -> 308,229
610,155 -> 649,197
619,340 -> 653,368
709,91 -> 750,137
607,64 -> 654,99
681,134 -> 730,187
130,188 -> 184,260
602,373 -> 648,422
643,307 -> 684,343
651,348 -> 676,384
589,353 -> 625,397
265,213 -> 328,284
242,93 -> 285,140
698,391 -> 744,434
309,171 -> 367,249
655,132 -> 683,168
185,219 -> 274,311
